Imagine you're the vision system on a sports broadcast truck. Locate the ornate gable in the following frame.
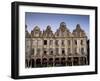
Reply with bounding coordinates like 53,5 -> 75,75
72,24 -> 86,37
55,22 -> 71,37
43,25 -> 54,37
31,26 -> 42,37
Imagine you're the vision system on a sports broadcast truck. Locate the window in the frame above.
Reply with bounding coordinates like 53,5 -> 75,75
51,51 -> 53,54
37,48 -> 40,54
62,48 -> 65,55
31,48 -> 34,54
37,40 -> 42,46
43,48 -> 47,55
74,40 -> 77,45
44,51 -> 47,54
55,40 -> 59,46
67,48 -> 70,54
81,40 -> 83,45
62,40 -> 64,46
67,40 -> 70,46
32,40 -> 36,46
81,48 -> 84,54
75,48 -> 77,54
49,48 -> 53,55
50,40 -> 53,45
44,40 -> 47,45
55,48 -> 59,55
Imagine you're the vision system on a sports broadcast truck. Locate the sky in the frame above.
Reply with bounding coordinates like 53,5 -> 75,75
25,12 -> 89,38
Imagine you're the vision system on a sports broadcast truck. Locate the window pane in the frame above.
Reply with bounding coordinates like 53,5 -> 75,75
44,40 -> 47,45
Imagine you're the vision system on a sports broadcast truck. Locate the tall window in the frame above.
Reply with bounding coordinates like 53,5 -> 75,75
74,40 -> 77,45
67,48 -> 70,54
55,48 -> 59,55
37,48 -> 40,54
37,40 -> 42,46
44,40 -> 47,45
62,48 -> 65,55
49,48 -> 53,55
31,48 -> 34,54
32,40 -> 35,46
75,48 -> 77,54
55,40 -> 59,46
49,40 -> 53,45
81,40 -> 83,45
81,48 -> 84,54
67,40 -> 70,46
43,48 -> 47,55
62,40 -> 64,46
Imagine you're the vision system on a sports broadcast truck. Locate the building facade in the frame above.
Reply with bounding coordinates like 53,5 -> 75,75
25,22 -> 88,68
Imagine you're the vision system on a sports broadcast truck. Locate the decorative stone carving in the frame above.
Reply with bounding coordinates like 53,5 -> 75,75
31,26 -> 42,37
43,25 -> 54,37
72,24 -> 86,37
55,22 -> 71,37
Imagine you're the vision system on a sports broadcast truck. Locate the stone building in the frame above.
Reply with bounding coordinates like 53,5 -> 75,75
25,22 -> 88,68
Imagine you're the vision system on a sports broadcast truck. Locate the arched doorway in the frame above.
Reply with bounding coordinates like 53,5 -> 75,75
36,58 -> 41,67
31,59 -> 35,68
55,58 -> 60,66
73,57 -> 79,66
42,58 -> 47,67
67,57 -> 72,66
61,57 -> 66,66
80,57 -> 86,65
48,58 -> 53,67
